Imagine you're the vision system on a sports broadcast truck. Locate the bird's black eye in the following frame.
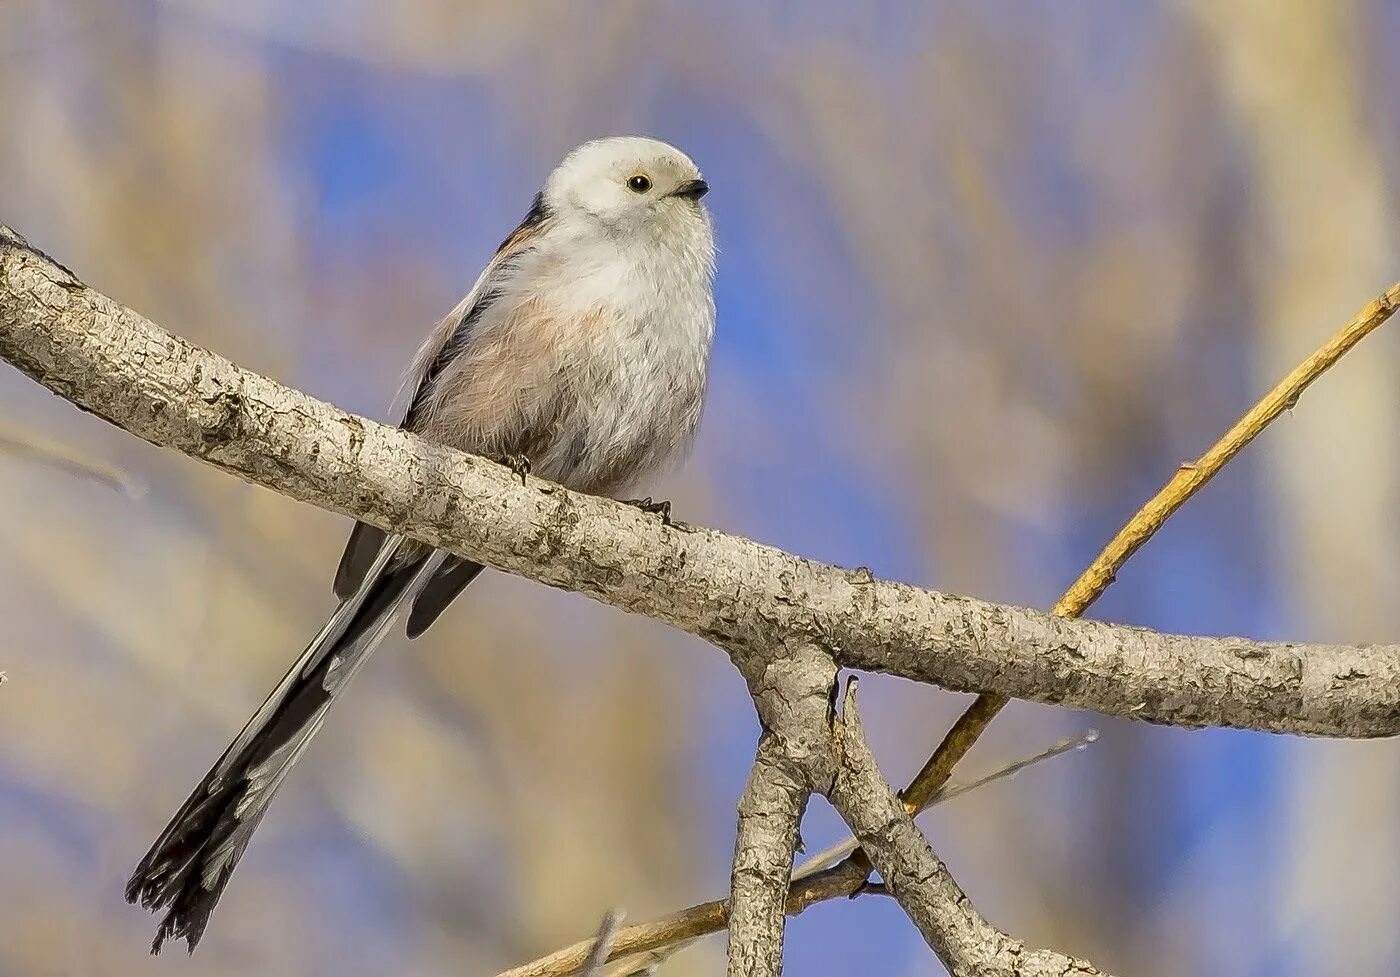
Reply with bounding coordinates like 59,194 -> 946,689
627,174 -> 652,193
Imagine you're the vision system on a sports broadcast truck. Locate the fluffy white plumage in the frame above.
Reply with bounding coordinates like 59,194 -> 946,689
407,135 -> 716,494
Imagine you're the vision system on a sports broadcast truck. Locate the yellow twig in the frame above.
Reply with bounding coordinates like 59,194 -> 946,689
899,279 -> 1400,811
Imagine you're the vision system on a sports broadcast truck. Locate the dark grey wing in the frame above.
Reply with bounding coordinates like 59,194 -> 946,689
332,192 -> 550,615
334,522 -> 387,600
406,557 -> 484,637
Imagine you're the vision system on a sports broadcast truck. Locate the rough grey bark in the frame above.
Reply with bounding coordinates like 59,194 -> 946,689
726,736 -> 807,977
3,225 -> 1397,739
723,644 -> 840,976
829,682 -> 1110,977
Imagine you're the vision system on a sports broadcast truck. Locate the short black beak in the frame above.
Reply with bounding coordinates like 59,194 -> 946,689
671,179 -> 709,201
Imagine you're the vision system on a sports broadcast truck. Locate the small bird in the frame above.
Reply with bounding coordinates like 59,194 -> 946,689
125,136 -> 716,952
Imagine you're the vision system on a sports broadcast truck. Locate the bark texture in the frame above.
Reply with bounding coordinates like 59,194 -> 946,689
3,225 -> 1397,740
829,683 -> 1111,977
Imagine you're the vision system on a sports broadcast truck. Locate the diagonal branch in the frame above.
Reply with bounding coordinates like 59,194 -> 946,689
578,910 -> 625,977
3,225 -> 1397,739
497,732 -> 1096,977
493,865 -> 868,977
829,680 -> 1112,977
896,264 -> 1400,813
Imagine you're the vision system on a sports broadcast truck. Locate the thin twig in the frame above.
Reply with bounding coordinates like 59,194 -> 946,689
829,679 -> 1115,976
899,279 -> 1400,809
578,910 -> 625,977
496,859 -> 880,977
0,426 -> 146,497
496,904 -> 726,977
792,728 -> 1098,882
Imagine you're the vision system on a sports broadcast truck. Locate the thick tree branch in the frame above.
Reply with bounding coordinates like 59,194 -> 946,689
3,226 -> 1398,739
830,681 -> 1111,977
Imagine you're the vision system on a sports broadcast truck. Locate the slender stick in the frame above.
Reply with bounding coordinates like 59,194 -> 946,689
793,729 -> 1097,882
899,280 -> 1400,808
578,911 -> 625,977
0,425 -> 145,497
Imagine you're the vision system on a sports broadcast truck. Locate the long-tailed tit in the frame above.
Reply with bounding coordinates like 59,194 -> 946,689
126,136 -> 716,952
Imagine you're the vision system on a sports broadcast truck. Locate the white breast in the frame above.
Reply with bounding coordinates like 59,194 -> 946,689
530,216 -> 716,494
419,208 -> 716,497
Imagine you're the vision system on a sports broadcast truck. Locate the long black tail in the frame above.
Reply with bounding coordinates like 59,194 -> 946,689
126,538 -> 449,953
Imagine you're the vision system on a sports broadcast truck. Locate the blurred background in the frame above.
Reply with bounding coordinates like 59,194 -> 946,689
3,1 -> 1400,974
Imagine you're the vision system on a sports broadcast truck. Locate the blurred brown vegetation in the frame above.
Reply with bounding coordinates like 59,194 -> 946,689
2,2 -> 1398,975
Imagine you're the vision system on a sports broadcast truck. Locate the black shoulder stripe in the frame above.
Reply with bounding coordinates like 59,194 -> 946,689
498,191 -> 549,253
405,294 -> 494,429
403,192 -> 549,430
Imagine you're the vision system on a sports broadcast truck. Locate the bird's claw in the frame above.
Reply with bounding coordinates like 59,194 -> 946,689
625,496 -> 673,525
502,453 -> 531,485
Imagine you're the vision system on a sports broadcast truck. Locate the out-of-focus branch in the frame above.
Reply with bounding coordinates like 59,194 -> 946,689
726,736 -> 808,977
898,274 -> 1400,812
829,681 -> 1111,977
0,423 -> 145,497
2,226 -> 1397,739
578,910 -> 625,977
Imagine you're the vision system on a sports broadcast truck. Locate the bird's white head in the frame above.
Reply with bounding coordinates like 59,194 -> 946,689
543,136 -> 711,239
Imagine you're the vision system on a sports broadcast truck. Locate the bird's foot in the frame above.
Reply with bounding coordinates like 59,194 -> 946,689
624,496 -> 673,526
498,453 -> 531,485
